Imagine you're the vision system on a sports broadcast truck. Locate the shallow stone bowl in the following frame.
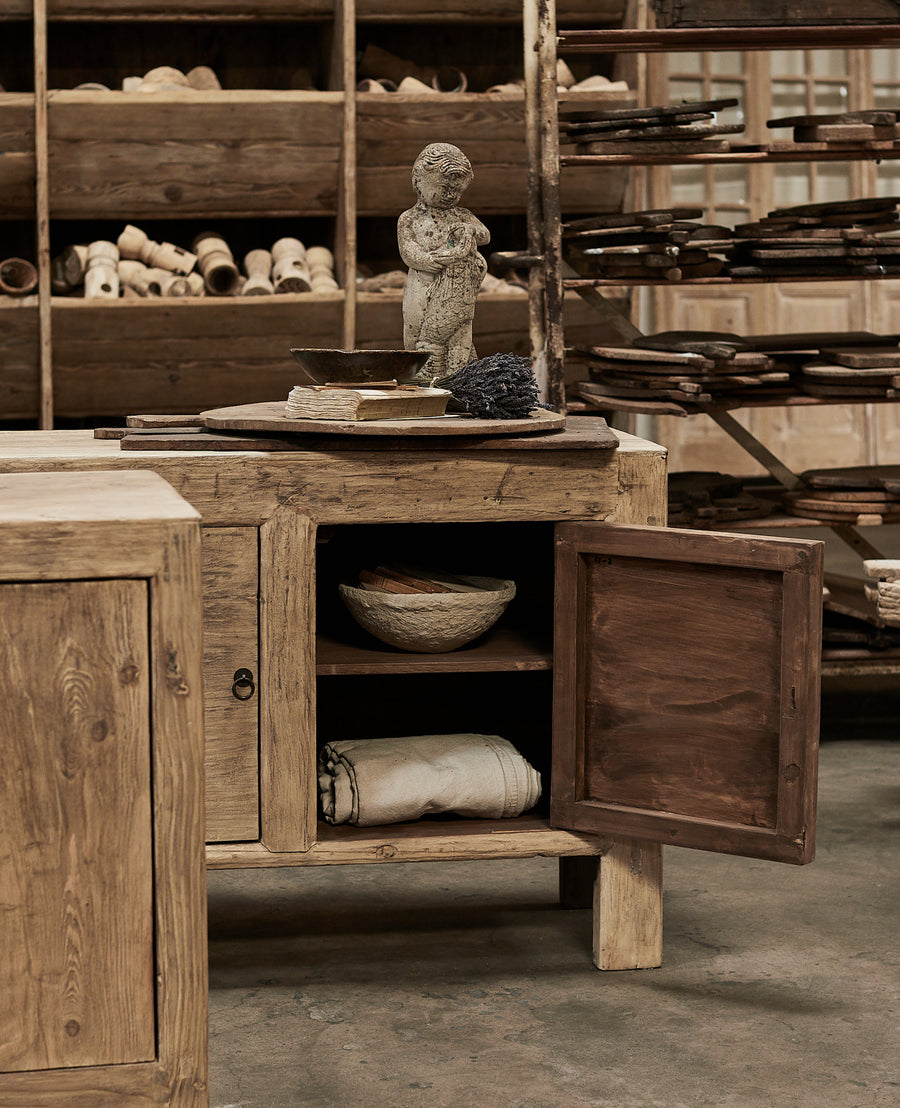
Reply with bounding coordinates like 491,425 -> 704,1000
290,347 -> 431,385
339,576 -> 516,653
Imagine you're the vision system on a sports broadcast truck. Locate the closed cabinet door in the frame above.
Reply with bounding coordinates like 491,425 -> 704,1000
0,579 -> 155,1073
552,522 -> 823,865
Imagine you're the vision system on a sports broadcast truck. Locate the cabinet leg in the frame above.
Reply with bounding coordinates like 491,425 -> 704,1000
558,855 -> 599,908
592,839 -> 663,971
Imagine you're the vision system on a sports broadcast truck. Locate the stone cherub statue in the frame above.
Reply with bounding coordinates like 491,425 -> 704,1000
397,143 -> 490,380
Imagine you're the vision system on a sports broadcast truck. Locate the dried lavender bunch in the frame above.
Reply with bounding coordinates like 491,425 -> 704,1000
432,352 -> 543,419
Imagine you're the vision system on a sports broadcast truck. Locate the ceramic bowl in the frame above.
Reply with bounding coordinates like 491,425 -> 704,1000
338,575 -> 516,653
290,348 -> 431,385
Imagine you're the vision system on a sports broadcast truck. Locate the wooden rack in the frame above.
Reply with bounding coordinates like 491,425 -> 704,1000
1,0 -> 633,426
530,3 -> 900,676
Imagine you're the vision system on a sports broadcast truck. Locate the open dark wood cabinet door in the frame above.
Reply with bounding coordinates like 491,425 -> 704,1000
552,523 -> 824,865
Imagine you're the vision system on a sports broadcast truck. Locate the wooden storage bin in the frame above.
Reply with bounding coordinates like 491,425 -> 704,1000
50,295 -> 344,417
0,94 -> 35,219
0,470 -> 207,1107
47,91 -> 343,220
0,300 -> 39,419
356,90 -> 632,217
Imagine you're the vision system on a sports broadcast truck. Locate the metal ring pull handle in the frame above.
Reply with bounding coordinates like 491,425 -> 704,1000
232,668 -> 256,700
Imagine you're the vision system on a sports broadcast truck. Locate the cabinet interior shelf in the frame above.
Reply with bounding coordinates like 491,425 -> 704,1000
316,624 -> 553,676
205,815 -> 601,870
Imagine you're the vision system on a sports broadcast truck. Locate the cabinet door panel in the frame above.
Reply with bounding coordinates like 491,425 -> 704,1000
202,526 -> 259,842
0,580 -> 154,1072
552,523 -> 822,864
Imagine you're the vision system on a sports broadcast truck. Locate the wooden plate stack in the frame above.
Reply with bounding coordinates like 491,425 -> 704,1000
728,196 -> 900,279
559,97 -> 743,155
572,330 -> 791,411
667,470 -> 775,528
784,464 -> 900,524
563,205 -> 731,282
766,110 -> 897,152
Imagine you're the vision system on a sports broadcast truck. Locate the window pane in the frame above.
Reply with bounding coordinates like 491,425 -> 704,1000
816,163 -> 853,203
711,81 -> 745,125
875,164 -> 900,198
813,80 -> 849,114
710,52 -> 744,75
769,50 -> 806,77
671,165 -> 706,207
771,82 -> 808,119
811,50 -> 849,77
871,49 -> 900,83
774,165 -> 812,207
873,85 -> 900,111
712,165 -> 750,206
670,78 -> 704,103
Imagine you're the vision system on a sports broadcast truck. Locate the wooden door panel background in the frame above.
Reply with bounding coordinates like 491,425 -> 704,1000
644,43 -> 898,474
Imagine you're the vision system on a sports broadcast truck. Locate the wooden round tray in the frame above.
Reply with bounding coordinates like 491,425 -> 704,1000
200,401 -> 566,436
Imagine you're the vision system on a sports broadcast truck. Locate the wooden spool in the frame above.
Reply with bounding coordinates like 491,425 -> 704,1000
118,224 -> 197,276
192,232 -> 242,296
241,249 -> 274,296
271,237 -> 312,293
0,257 -> 38,297
84,241 -> 120,299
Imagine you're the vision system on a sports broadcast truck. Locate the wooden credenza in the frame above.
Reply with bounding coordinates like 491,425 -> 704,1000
0,471 -> 207,1107
0,419 -> 823,972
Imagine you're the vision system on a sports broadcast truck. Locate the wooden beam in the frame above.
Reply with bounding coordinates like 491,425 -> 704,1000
33,0 -> 52,428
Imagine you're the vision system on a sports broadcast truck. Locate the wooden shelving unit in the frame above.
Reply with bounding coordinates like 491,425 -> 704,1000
532,6 -> 900,677
1,0 -> 636,425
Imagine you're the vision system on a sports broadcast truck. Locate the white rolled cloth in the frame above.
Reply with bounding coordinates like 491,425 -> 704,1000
318,733 -> 542,826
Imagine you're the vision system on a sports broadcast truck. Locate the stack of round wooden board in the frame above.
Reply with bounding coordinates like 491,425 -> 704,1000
200,401 -> 566,436
785,465 -> 900,523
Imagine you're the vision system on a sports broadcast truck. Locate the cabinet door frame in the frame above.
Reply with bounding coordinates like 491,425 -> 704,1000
551,521 -> 823,865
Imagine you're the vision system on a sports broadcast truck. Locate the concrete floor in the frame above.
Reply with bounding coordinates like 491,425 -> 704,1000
207,736 -> 898,1108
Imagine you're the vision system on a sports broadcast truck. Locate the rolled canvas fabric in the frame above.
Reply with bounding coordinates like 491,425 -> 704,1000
318,733 -> 542,826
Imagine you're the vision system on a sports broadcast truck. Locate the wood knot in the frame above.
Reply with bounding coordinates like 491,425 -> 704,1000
64,1020 -> 80,1037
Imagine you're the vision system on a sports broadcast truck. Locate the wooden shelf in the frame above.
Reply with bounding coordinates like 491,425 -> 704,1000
316,623 -> 553,675
562,145 -> 900,167
205,815 -> 603,869
565,274 -> 900,288
558,24 -> 900,53
29,0 -> 625,21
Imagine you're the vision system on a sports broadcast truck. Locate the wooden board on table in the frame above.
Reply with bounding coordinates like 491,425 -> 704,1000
818,345 -> 900,368
801,464 -> 900,490
562,208 -> 703,232
767,111 -> 897,129
116,416 -> 620,452
801,362 -> 900,380
200,401 -> 566,437
582,138 -> 732,155
559,98 -> 738,124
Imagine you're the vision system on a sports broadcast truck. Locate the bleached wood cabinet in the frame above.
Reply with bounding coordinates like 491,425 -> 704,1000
0,423 -> 823,969
0,470 -> 207,1107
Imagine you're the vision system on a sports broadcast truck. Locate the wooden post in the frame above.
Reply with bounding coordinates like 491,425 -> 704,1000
335,0 -> 357,351
258,505 -> 317,853
523,0 -> 548,399
33,0 -> 52,428
538,0 -> 566,410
